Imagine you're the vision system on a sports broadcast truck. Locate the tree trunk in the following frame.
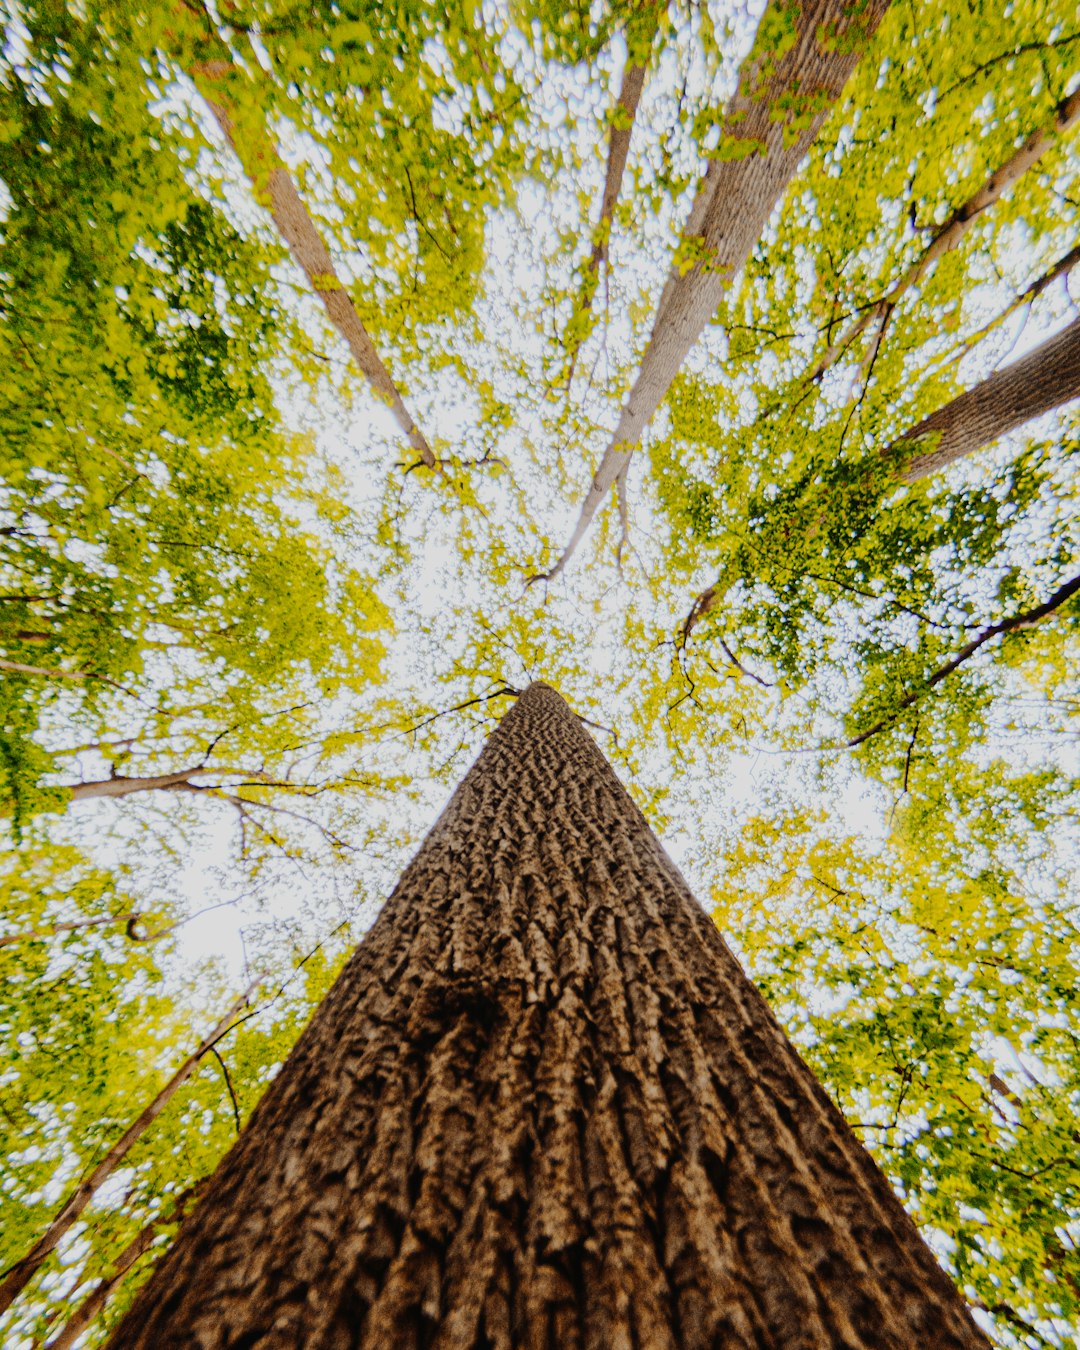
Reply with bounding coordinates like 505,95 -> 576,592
539,0 -> 890,580
808,84 -> 1080,385
565,6 -> 660,384
189,60 -> 437,470
681,313 -> 1080,639
104,683 -> 987,1349
898,314 -> 1080,480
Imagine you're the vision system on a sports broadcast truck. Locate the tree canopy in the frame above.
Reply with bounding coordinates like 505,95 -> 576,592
1,0 -> 1077,1345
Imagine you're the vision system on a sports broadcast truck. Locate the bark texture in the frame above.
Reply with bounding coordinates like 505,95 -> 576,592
106,683 -> 987,1350
540,0 -> 890,579
898,314 -> 1080,480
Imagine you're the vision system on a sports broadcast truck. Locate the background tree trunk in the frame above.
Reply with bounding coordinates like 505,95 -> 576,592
541,0 -> 891,579
682,314 -> 1080,639
564,5 -> 660,384
190,60 -> 437,470
0,986 -> 258,1317
899,314 -> 1080,480
105,683 -> 988,1350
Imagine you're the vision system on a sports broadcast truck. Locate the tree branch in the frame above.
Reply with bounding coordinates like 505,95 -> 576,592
808,84 -> 1080,384
845,572 -> 1080,748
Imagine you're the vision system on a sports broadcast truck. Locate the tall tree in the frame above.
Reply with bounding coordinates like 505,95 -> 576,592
894,313 -> 1080,481
538,0 -> 891,579
105,683 -> 987,1349
562,0 -> 664,385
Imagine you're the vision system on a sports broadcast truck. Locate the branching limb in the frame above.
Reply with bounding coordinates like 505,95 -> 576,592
0,981 -> 261,1317
845,571 -> 1080,748
399,687 -> 521,738
43,1181 -> 208,1350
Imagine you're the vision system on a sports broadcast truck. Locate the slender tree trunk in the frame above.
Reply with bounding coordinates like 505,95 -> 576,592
898,314 -> 1080,480
189,60 -> 437,470
565,7 -> 660,384
808,85 -> 1080,384
43,1183 -> 207,1350
105,683 -> 987,1349
0,984 -> 258,1317
539,0 -> 890,580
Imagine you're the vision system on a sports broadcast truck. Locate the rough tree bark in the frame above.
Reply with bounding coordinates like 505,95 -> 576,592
105,683 -> 987,1349
898,313 -> 1080,480
538,0 -> 891,581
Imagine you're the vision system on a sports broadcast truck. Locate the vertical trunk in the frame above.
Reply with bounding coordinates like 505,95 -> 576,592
565,7 -> 660,383
105,683 -> 987,1349
808,85 -> 1080,384
898,314 -> 1080,480
681,312 -> 1080,639
540,0 -> 890,579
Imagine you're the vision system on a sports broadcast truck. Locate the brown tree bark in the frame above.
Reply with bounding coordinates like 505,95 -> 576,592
538,0 -> 890,581
105,683 -> 987,1349
898,314 -> 1080,480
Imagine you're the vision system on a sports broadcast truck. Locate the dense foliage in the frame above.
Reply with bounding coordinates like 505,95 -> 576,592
1,0 -> 1077,1344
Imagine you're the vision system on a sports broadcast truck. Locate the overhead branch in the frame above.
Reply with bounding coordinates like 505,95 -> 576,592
0,913 -> 147,949
923,238 -> 1080,377
189,59 -> 437,469
844,571 -> 1080,748
42,1181 -> 208,1350
399,687 -> 522,737
564,8 -> 660,385
0,657 -> 126,692
808,84 -> 1080,384
67,765 -> 274,803
0,982 -> 260,1317
534,0 -> 890,582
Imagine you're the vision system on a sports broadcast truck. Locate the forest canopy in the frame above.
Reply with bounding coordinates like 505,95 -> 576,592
1,0 -> 1078,1345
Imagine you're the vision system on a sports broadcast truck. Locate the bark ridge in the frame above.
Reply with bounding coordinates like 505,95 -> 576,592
105,683 -> 988,1350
